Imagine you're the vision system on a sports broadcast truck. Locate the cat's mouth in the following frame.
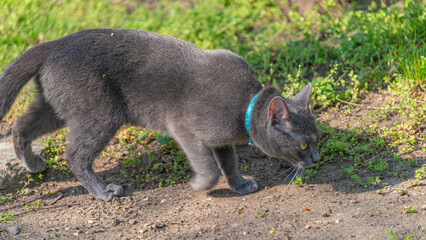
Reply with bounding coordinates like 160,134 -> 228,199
285,157 -> 318,169
296,162 -> 316,169
282,157 -> 316,169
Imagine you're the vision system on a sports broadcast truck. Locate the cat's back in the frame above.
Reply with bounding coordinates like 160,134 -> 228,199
45,29 -> 202,65
42,29 -> 256,89
45,29 -> 260,94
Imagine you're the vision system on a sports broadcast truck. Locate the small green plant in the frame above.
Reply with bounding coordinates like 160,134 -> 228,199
343,166 -> 367,188
402,206 -> 416,214
136,130 -> 150,143
415,164 -> 426,180
310,64 -> 341,109
25,199 -> 44,211
17,174 -> 33,195
351,174 -> 367,188
35,172 -> 44,181
155,133 -> 172,145
292,175 -> 303,185
388,229 -> 397,240
0,193 -> 14,205
408,159 -> 419,167
343,166 -> 354,176
256,211 -> 267,218
0,210 -> 13,223
303,168 -> 318,180
368,176 -> 382,185
41,128 -> 68,171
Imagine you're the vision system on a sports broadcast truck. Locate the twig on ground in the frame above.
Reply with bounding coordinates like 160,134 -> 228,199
13,203 -> 80,217
48,192 -> 63,205
335,98 -> 364,107
169,222 -> 185,225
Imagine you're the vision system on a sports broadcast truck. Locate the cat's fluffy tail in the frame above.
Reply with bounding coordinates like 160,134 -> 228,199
0,44 -> 48,120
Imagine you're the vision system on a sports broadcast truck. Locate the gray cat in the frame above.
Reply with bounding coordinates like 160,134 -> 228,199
0,29 -> 320,201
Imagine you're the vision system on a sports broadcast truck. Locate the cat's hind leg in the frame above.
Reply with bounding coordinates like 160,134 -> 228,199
65,121 -> 122,201
12,95 -> 65,173
212,145 -> 258,194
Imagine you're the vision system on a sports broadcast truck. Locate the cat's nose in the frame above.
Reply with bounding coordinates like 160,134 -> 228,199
312,151 -> 320,163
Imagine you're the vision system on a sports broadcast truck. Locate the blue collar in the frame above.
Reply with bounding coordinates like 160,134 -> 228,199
245,93 -> 259,137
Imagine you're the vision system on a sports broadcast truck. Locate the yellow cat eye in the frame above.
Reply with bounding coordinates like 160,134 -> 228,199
300,143 -> 308,150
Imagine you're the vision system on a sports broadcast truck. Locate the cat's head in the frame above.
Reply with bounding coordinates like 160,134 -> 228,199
253,84 -> 321,169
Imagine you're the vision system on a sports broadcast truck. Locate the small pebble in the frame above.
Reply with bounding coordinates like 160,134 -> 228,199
422,205 -> 426,210
6,226 -> 20,235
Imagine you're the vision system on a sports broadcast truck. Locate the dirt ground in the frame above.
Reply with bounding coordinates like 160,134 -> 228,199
0,93 -> 425,240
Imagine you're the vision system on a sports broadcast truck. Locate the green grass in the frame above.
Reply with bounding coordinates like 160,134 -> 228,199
40,128 -> 68,171
111,127 -> 192,189
0,210 -> 13,224
0,0 -> 425,191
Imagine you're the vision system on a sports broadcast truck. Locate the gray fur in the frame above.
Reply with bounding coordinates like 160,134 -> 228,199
0,29 -> 320,201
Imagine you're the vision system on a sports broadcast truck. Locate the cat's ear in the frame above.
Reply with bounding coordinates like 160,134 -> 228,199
268,97 -> 291,126
293,84 -> 312,109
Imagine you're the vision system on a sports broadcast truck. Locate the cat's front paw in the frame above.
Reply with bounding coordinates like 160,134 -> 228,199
230,178 -> 258,195
27,154 -> 46,173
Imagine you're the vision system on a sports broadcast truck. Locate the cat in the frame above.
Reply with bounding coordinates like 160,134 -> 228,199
0,29 -> 320,201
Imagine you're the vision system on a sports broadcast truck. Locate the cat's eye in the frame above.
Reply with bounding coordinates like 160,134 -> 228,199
300,143 -> 308,150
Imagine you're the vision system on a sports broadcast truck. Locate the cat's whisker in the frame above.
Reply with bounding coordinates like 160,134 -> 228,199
281,166 -> 297,184
296,167 -> 302,181
276,166 -> 296,178
284,167 -> 301,191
